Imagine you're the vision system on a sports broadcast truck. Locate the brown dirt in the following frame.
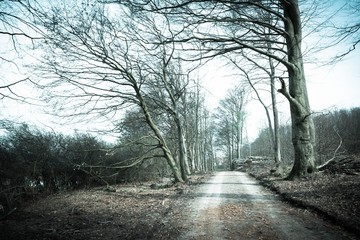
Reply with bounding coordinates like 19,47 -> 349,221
0,175 -> 210,240
0,164 -> 359,240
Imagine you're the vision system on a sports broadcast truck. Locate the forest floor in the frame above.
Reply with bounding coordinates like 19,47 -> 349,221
243,157 -> 360,237
0,157 -> 359,239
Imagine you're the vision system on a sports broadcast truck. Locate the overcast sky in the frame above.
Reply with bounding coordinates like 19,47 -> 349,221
202,44 -> 360,141
1,0 -> 359,143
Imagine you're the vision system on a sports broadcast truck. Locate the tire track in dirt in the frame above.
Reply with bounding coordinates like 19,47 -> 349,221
179,171 -> 357,240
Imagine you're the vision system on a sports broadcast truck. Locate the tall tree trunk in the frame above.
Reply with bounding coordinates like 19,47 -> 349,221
194,81 -> 201,172
135,88 -> 184,183
241,65 -> 277,164
208,131 -> 215,171
264,3 -> 283,173
269,56 -> 283,173
189,144 -> 196,172
280,0 -> 316,179
236,112 -> 242,160
175,115 -> 189,181
226,120 -> 233,168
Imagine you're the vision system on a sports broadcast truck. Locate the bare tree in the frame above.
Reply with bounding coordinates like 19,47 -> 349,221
121,0 -> 317,179
182,81 -> 210,173
228,52 -> 284,173
0,78 -> 28,101
215,86 -> 246,169
0,1 -> 43,102
25,1 -> 188,182
144,54 -> 192,181
318,0 -> 360,62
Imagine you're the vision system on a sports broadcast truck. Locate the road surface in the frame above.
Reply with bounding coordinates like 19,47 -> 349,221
179,171 -> 356,240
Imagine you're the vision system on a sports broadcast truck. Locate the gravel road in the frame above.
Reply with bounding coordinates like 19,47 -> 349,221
179,171 -> 357,240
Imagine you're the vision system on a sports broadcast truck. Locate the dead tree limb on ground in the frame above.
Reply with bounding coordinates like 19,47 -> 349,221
318,155 -> 360,175
317,126 -> 343,170
317,126 -> 360,175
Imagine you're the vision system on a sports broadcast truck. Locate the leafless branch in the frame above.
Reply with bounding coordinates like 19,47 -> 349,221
317,126 -> 343,170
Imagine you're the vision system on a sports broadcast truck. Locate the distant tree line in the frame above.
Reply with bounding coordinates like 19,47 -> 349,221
247,108 -> 360,166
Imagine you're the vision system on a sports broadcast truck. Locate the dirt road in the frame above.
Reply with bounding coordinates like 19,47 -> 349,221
179,171 -> 356,240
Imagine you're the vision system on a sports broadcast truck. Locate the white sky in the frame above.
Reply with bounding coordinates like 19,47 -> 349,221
306,51 -> 360,110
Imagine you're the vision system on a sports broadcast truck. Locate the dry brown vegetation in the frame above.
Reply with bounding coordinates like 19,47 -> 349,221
244,155 -> 360,235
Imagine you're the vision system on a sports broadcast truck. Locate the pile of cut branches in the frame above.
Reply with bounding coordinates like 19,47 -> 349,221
318,155 -> 360,175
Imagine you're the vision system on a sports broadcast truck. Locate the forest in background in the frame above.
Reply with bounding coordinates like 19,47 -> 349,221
1,107 -> 359,217
248,107 -> 360,166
